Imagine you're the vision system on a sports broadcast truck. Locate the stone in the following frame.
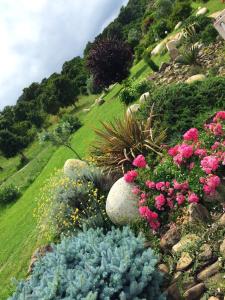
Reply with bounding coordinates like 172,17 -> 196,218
175,21 -> 182,30
188,203 -> 210,223
218,213 -> 225,226
169,48 -> 179,61
139,92 -> 150,104
126,104 -> 140,118
160,226 -> 181,250
186,74 -> 206,84
63,159 -> 88,179
106,177 -> 140,225
199,244 -> 212,261
151,42 -> 165,56
159,62 -> 170,73
176,252 -> 193,271
183,283 -> 205,300
158,263 -> 169,274
95,98 -> 105,106
28,245 -> 53,274
197,260 -> 222,281
208,297 -> 220,300
166,39 -> 181,51
219,238 -> 225,258
172,234 -> 200,253
166,283 -> 181,300
83,108 -> 90,113
196,7 -> 208,16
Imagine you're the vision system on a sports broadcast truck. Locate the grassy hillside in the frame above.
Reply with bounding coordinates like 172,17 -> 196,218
0,0 -> 224,298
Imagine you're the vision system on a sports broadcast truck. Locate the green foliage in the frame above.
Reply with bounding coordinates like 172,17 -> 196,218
92,107 -> 166,173
10,227 -> 165,300
40,118 -> 82,159
200,24 -> 218,45
140,77 -> 225,141
169,0 -> 192,27
0,184 -> 21,205
35,166 -> 113,239
119,79 -> 153,105
143,52 -> 159,71
178,44 -> 202,66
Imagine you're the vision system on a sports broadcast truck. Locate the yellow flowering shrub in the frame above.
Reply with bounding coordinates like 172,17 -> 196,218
35,168 -> 112,241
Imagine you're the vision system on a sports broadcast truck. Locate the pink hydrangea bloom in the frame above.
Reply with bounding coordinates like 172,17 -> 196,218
207,123 -> 223,136
173,154 -> 183,165
201,155 -> 220,174
168,188 -> 174,196
194,148 -> 207,157
199,177 -> 205,184
146,180 -> 155,189
173,180 -> 189,190
176,193 -> 186,205
139,206 -> 160,230
213,111 -> 225,122
155,194 -> 166,210
124,170 -> 138,183
183,128 -> 199,142
132,155 -> 147,168
167,198 -> 174,209
188,192 -> 199,203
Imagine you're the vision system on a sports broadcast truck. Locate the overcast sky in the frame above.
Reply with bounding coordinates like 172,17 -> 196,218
0,0 -> 128,110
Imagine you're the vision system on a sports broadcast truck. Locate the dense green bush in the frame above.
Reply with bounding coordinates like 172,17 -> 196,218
10,227 -> 165,300
0,184 -> 21,205
119,79 -> 153,105
169,0 -> 192,27
140,77 -> 225,141
200,24 -> 218,45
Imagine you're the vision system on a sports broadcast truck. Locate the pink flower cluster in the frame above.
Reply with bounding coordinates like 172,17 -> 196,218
200,155 -> 220,174
139,206 -> 160,231
124,170 -> 138,183
133,155 -> 147,168
168,144 -> 194,166
201,175 -> 221,196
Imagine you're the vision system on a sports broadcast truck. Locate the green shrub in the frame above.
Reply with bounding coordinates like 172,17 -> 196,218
0,184 -> 21,205
169,0 -> 192,27
140,77 -> 225,141
10,227 -> 165,300
200,24 -> 218,45
60,114 -> 82,133
35,167 -> 113,240
119,79 -> 153,105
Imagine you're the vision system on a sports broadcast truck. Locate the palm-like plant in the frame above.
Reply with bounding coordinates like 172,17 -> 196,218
91,105 -> 166,173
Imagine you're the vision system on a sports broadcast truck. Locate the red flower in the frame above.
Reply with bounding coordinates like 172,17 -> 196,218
132,155 -> 147,168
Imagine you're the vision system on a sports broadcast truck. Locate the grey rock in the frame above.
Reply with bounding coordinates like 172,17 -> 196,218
199,244 -> 212,261
188,203 -> 210,223
197,260 -> 222,281
183,283 -> 205,300
219,238 -> 225,258
176,252 -> 193,271
106,177 -> 140,225
172,234 -> 200,253
160,226 -> 181,250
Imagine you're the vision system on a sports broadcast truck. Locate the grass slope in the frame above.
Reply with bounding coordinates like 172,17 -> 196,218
0,1 -> 223,298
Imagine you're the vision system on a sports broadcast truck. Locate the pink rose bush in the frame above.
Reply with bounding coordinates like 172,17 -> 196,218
123,112 -> 225,232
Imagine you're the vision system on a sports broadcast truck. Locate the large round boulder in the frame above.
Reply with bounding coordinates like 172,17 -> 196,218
106,177 -> 140,225
151,42 -> 166,56
63,159 -> 88,179
139,92 -> 150,104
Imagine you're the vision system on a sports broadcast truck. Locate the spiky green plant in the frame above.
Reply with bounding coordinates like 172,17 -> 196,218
178,44 -> 202,66
92,105 -> 166,173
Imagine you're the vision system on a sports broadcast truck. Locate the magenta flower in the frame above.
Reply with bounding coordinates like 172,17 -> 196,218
194,148 -> 207,157
168,145 -> 179,157
155,194 -> 166,210
183,128 -> 198,142
176,193 -> 186,205
201,155 -> 220,174
188,192 -> 199,203
178,144 -> 194,159
132,186 -> 140,195
124,170 -> 138,183
132,155 -> 147,168
145,180 -> 155,189
213,111 -> 225,122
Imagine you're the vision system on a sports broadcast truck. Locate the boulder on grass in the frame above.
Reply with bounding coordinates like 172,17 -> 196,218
186,74 -> 206,84
126,104 -> 140,118
139,92 -> 150,104
196,7 -> 208,16
95,98 -> 105,106
151,42 -> 166,56
63,159 -> 88,179
174,21 -> 182,30
106,177 -> 140,225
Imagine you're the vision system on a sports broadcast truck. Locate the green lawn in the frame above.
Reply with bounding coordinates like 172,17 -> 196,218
192,0 -> 225,13
0,1 -> 223,298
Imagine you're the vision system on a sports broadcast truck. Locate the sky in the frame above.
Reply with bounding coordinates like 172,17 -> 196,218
0,0 -> 128,110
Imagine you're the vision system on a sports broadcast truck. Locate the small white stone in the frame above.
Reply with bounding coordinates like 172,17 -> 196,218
139,92 -> 150,104
196,7 -> 208,16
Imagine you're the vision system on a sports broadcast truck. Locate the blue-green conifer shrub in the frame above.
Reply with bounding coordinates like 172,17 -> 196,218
10,227 -> 166,300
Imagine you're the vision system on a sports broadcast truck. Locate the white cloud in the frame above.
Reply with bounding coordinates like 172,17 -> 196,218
0,0 -> 128,110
